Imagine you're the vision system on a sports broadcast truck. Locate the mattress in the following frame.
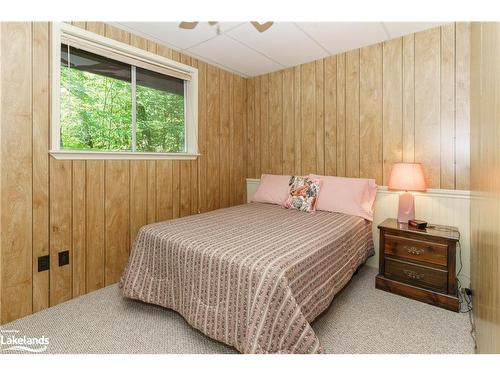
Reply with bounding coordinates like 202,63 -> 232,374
121,203 -> 374,353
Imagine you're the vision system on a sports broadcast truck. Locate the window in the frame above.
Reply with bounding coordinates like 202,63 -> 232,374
51,23 -> 198,160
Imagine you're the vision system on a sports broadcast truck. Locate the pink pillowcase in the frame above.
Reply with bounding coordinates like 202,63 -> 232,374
309,174 -> 377,221
252,174 -> 291,205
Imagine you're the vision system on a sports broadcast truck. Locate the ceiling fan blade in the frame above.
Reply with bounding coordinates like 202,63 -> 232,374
179,22 -> 199,30
251,21 -> 274,33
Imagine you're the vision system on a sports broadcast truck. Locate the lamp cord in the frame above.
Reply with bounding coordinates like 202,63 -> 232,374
455,238 -> 477,349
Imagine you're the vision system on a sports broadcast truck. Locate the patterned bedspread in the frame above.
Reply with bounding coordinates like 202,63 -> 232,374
121,203 -> 374,353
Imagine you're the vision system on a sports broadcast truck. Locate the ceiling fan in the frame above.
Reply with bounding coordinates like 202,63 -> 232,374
179,21 -> 274,34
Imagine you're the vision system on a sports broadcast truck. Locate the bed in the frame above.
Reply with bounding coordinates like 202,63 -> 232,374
120,202 -> 374,354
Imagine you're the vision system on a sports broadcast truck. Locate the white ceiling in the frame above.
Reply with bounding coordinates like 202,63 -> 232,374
114,22 -> 444,77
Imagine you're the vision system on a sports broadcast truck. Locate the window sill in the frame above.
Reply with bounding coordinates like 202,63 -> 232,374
49,150 -> 200,160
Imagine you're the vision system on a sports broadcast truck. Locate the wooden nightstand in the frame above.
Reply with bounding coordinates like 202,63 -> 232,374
375,218 -> 460,312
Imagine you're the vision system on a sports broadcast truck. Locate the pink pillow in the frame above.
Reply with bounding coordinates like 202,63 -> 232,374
309,175 -> 377,221
252,174 -> 291,205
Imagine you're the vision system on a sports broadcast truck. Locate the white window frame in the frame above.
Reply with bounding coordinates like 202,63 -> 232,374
50,22 -> 199,160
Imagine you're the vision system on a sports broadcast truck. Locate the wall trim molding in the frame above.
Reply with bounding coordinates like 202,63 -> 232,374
246,178 -> 471,199
50,150 -> 200,160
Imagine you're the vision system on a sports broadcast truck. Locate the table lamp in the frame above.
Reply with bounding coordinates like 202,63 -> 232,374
388,162 -> 427,223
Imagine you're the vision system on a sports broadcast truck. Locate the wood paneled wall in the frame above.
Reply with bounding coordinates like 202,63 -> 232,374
470,22 -> 500,353
245,23 -> 471,190
0,21 -> 473,325
0,22 -> 247,324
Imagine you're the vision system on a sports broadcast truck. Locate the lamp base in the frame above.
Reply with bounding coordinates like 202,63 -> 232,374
398,192 -> 415,223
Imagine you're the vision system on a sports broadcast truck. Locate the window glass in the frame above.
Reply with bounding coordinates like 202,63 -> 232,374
60,44 -> 132,151
136,67 -> 185,152
60,43 -> 187,154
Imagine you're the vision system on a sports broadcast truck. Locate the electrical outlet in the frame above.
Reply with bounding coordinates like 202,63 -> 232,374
58,250 -> 70,266
38,255 -> 50,272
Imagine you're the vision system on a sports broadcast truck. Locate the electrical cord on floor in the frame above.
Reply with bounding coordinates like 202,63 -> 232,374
455,239 -> 477,349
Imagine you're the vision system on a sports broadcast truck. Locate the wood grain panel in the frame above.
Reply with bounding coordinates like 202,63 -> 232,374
245,24 -> 470,191
190,161 -> 199,214
269,71 -> 283,175
228,74 -> 235,206
219,70 -> 231,208
105,161 -> 130,285
246,78 -> 256,178
170,160 -> 179,219
72,160 -> 86,297
180,160 -> 191,216
315,60 -> 325,175
415,27 -> 441,188
0,21 -> 472,324
260,74 -> 269,174
156,160 -> 172,221
104,23 -> 129,44
0,22 -> 33,323
239,76 -> 247,204
146,161 -> 157,223
282,68 -> 295,175
198,61 -> 208,212
383,38 -> 403,185
32,22 -> 50,312
241,77 -> 247,202
231,76 -> 246,205
440,23 -> 456,189
86,160 -> 105,292
157,44 -> 173,59
130,33 -> 148,50
470,21 -> 500,353
71,22 -> 86,29
49,158 -> 72,306
301,62 -> 316,174
402,34 -> 415,163
129,160 -> 147,242
207,64 -> 220,211
336,53 -> 346,177
86,22 -> 105,35
345,50 -> 360,178
252,78 -> 261,178
360,43 -> 383,184
293,66 -> 302,175
324,56 -> 337,176
456,23 -> 471,190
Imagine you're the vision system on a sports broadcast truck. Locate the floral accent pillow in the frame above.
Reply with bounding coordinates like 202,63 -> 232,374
283,176 -> 321,212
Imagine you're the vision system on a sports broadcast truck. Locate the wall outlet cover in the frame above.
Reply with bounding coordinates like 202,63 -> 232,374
58,250 -> 70,266
38,255 -> 50,272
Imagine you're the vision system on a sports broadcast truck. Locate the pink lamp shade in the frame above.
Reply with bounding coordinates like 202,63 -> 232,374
388,163 -> 427,192
388,163 -> 427,223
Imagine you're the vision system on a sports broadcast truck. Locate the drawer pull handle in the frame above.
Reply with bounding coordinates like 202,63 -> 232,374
403,270 -> 424,280
405,246 -> 424,255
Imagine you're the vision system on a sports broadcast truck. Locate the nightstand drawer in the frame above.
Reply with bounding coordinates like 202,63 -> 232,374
385,258 -> 448,293
384,234 -> 448,266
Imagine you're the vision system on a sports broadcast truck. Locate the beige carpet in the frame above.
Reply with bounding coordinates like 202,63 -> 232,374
0,266 -> 474,354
